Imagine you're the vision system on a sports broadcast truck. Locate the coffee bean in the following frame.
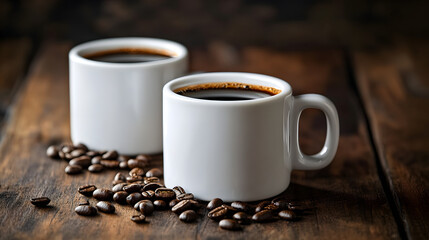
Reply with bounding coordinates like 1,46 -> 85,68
172,200 -> 193,214
118,155 -> 130,162
91,156 -> 102,165
30,197 -> 50,207
172,186 -> 185,196
179,210 -> 197,223
65,165 -> 82,174
142,190 -> 155,200
75,205 -> 97,216
144,177 -> 161,184
219,219 -> 242,231
46,145 -> 60,158
207,198 -> 223,210
139,200 -> 154,215
255,201 -> 271,212
86,151 -> 99,158
169,199 -> 180,208
264,203 -> 280,212
78,185 -> 97,196
126,175 -> 143,183
231,201 -> 251,212
64,153 -> 74,161
153,200 -> 167,210
127,159 -> 148,169
102,150 -> 118,160
74,143 -> 89,152
129,168 -> 145,177
100,160 -> 119,169
112,183 -> 127,193
112,179 -> 126,186
145,168 -> 162,178
114,172 -> 126,181
123,183 -> 142,193
288,203 -> 301,211
62,145 -> 74,154
113,191 -> 129,204
126,192 -> 144,205
119,161 -> 129,169
221,204 -> 238,214
278,210 -> 297,220
233,212 -> 251,224
136,154 -> 150,161
155,188 -> 175,200
272,197 -> 289,210
208,206 -> 228,221
88,164 -> 103,173
93,189 -> 114,201
58,151 -> 66,160
96,201 -> 115,213
252,210 -> 276,222
177,193 -> 194,201
69,156 -> 91,168
70,149 -> 86,158
78,198 -> 89,206
131,214 -> 146,223
142,183 -> 163,191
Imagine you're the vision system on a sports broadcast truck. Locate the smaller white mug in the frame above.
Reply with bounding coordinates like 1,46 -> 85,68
163,72 -> 340,201
69,38 -> 188,155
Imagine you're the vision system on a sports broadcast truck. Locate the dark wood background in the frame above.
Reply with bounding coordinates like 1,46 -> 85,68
0,1 -> 428,239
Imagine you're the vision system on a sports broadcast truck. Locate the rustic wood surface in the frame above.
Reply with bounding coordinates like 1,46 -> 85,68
0,41 -> 411,239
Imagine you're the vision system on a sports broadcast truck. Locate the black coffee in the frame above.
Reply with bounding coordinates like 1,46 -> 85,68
175,82 -> 281,101
83,48 -> 174,63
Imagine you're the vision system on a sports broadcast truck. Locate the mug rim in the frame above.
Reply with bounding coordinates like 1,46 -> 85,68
69,37 -> 188,68
164,72 -> 292,105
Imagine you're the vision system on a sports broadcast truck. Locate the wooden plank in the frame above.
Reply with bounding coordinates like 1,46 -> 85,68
353,43 -> 429,239
0,41 -> 398,239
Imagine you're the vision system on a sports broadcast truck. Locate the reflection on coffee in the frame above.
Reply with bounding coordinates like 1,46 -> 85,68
174,82 -> 281,101
83,48 -> 175,63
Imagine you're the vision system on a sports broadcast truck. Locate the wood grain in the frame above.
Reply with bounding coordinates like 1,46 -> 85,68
0,42 -> 398,239
353,43 -> 429,239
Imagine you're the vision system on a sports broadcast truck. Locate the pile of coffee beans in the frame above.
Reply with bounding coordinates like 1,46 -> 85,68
41,142 -> 302,231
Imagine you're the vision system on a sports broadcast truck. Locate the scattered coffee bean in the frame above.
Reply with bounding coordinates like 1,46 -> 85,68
86,151 -> 99,158
58,151 -> 66,160
93,189 -> 114,201
139,200 -> 154,215
142,183 -> 163,191
113,191 -> 129,204
129,168 -> 145,177
126,175 -> 143,183
119,161 -> 129,169
142,190 -> 155,200
91,156 -> 102,165
145,168 -> 162,178
62,145 -> 74,154
264,203 -> 280,212
100,160 -> 119,169
252,210 -> 276,223
131,214 -> 146,223
112,183 -> 127,193
69,156 -> 91,168
30,197 -> 50,207
75,205 -> 97,216
272,197 -> 289,210
127,159 -> 147,169
112,179 -> 125,186
177,193 -> 194,201
78,198 -> 89,206
102,150 -> 118,160
70,149 -> 86,158
74,143 -> 89,152
114,172 -> 126,181
154,200 -> 167,210
88,164 -> 103,173
207,198 -> 223,210
155,188 -> 175,200
208,206 -> 228,221
126,192 -> 144,205
78,185 -> 97,196
169,199 -> 180,208
123,183 -> 142,193
46,145 -> 60,158
144,177 -> 161,184
96,201 -> 115,213
233,212 -> 251,224
172,200 -> 194,214
179,210 -> 197,223
231,201 -> 251,212
288,203 -> 301,211
65,165 -> 82,174
255,201 -> 271,212
118,155 -> 130,162
221,204 -> 238,214
64,153 -> 74,161
219,219 -> 241,231
136,154 -> 150,161
172,186 -> 185,196
278,210 -> 296,220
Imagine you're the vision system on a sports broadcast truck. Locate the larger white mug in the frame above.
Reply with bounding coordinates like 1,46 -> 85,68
163,72 -> 339,201
69,38 -> 188,154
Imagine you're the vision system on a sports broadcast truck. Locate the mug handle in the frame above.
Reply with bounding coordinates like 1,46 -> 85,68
290,94 -> 340,170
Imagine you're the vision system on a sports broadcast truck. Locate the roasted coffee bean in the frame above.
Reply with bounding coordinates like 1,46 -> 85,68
207,198 -> 223,210
58,151 -> 66,160
131,214 -> 146,223
46,145 -> 60,158
172,200 -> 193,214
88,164 -> 103,173
231,201 -> 251,212
179,210 -> 197,223
96,201 -> 115,213
70,149 -> 86,158
145,168 -> 162,178
126,175 -> 143,183
69,156 -> 91,168
118,155 -> 130,162
129,168 -> 145,177
142,190 -> 155,199
112,179 -> 125,186
176,193 -> 194,201
155,188 -> 175,200
78,185 -> 97,196
208,206 -> 229,221
74,143 -> 89,152
272,197 -> 289,210
139,200 -> 154,215
144,177 -> 161,184
62,145 -> 74,154
78,198 -> 89,206
221,204 -> 238,214
65,165 -> 82,174
172,186 -> 185,196
114,172 -> 126,181
233,212 -> 251,224
136,154 -> 150,161
93,189 -> 114,201
86,151 -> 99,158
119,161 -> 129,169
255,201 -> 271,213
75,205 -> 97,216
278,210 -> 297,220
64,153 -> 74,161
123,183 -> 142,193
252,210 -> 276,223
113,191 -> 129,204
127,159 -> 147,169
142,183 -> 163,191
100,160 -> 119,169
91,156 -> 102,165
126,192 -> 144,205
112,183 -> 128,193
219,219 -> 241,231
264,203 -> 280,212
30,197 -> 50,207
288,203 -> 301,211
169,199 -> 180,208
102,150 -> 118,160
153,200 -> 167,210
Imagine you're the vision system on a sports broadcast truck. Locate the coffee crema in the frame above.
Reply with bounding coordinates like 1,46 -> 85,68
83,48 -> 176,63
174,82 -> 281,101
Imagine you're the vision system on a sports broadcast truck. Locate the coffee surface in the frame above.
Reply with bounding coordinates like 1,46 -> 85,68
83,48 -> 175,63
174,82 -> 281,101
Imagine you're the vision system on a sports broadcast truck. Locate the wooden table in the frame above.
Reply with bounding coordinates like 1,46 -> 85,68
0,39 -> 428,239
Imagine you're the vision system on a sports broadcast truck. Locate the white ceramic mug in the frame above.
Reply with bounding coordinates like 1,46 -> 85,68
69,38 -> 188,155
163,72 -> 339,201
